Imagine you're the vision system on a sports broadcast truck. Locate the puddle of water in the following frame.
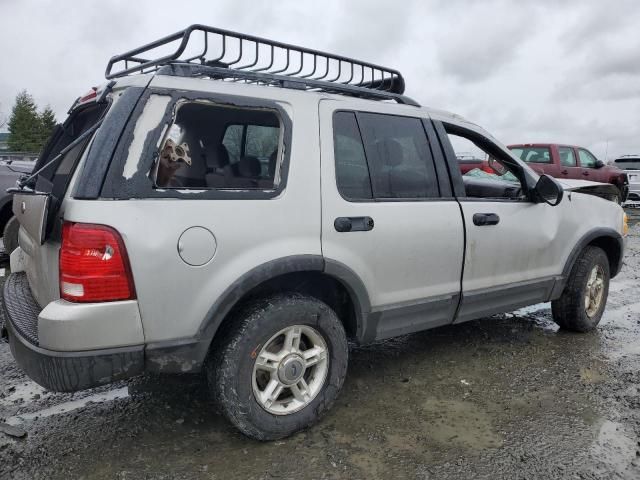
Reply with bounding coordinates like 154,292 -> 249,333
421,398 -> 503,450
0,382 -> 49,407
591,420 -> 638,476
6,387 -> 129,426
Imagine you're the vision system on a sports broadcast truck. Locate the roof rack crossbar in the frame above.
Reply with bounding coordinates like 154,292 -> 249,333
106,24 -> 407,96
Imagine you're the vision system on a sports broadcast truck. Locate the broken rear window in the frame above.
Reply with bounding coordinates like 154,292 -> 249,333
151,101 -> 282,190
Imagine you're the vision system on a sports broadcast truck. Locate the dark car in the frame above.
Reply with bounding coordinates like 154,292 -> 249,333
0,156 -> 36,253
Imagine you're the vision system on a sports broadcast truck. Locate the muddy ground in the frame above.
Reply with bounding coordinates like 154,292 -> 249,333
1,210 -> 639,480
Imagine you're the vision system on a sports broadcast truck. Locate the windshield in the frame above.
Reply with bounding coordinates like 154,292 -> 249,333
509,146 -> 551,164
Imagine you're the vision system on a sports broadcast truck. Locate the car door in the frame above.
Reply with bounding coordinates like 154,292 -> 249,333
556,145 -> 581,180
319,101 -> 464,341
433,119 -> 567,323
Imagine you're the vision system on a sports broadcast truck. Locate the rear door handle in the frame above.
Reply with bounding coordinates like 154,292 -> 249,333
473,213 -> 500,226
334,216 -> 374,232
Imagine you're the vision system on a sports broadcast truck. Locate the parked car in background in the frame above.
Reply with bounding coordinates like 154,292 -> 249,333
507,143 -> 628,203
456,154 -> 485,174
0,157 -> 36,253
613,155 -> 640,204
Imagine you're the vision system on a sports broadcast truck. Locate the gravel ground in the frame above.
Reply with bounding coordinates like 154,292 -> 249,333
1,209 -> 639,480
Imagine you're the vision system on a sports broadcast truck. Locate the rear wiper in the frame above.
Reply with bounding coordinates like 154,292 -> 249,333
11,118 -> 104,192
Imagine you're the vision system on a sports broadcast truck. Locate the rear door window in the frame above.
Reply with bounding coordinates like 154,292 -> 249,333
333,112 -> 372,200
558,147 -> 577,167
356,113 -> 439,199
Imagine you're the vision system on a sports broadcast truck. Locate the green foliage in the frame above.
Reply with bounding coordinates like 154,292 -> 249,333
7,91 -> 58,153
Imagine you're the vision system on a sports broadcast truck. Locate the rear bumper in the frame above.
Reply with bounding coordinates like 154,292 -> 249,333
3,273 -> 144,392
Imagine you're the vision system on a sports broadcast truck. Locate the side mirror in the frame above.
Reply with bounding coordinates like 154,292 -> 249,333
488,156 -> 507,175
594,159 -> 605,169
535,174 -> 563,206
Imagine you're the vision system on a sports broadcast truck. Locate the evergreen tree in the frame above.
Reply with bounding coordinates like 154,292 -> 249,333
37,106 -> 57,147
7,91 -> 40,152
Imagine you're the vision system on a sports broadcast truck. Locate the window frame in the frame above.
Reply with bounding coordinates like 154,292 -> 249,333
331,109 -> 445,203
435,120 -> 537,203
101,88 -> 292,200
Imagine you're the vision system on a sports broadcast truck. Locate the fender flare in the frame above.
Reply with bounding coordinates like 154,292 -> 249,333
145,255 -> 372,372
551,227 -> 624,299
197,255 -> 371,340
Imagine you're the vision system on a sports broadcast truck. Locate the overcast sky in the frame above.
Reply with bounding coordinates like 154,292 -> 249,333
1,0 -> 638,159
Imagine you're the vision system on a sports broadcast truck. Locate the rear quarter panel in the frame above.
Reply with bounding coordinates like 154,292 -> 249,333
62,86 -> 322,343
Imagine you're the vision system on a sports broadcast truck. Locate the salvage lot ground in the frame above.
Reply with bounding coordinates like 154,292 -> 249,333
1,210 -> 639,480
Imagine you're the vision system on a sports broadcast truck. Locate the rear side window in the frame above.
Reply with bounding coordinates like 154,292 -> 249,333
359,113 -> 438,199
333,112 -> 372,200
558,147 -> 577,167
152,102 -> 281,190
509,146 -> 551,164
332,111 -> 439,200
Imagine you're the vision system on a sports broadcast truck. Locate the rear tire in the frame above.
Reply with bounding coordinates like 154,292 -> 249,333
3,216 -> 20,255
207,293 -> 348,440
551,246 -> 610,332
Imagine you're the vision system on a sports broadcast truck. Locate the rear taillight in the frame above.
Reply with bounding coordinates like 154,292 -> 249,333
59,222 -> 135,303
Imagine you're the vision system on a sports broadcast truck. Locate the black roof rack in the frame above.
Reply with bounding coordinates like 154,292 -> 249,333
105,25 -> 419,106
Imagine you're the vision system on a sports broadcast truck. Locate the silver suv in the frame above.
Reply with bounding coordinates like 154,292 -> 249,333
2,26 -> 628,440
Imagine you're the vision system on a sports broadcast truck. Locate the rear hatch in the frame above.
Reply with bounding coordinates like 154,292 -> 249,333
12,92 -> 112,307
614,158 -> 640,183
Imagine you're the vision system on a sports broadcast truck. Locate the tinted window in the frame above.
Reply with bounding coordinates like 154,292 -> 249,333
152,102 -> 281,190
356,113 -> 438,198
614,158 -> 640,170
558,147 -> 577,167
509,146 -> 551,164
333,112 -> 372,199
578,149 -> 597,168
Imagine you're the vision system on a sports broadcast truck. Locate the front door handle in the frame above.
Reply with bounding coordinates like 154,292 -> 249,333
334,216 -> 374,232
473,213 -> 500,226
560,169 -> 568,175
582,171 -> 589,176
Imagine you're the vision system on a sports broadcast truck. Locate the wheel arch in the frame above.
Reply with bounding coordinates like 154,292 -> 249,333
195,255 -> 372,358
552,228 -> 624,300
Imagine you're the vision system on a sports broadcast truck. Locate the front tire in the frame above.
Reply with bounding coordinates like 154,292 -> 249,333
551,246 -> 610,332
207,293 -> 348,440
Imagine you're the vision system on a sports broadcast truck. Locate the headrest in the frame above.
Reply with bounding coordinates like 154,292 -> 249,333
377,138 -> 404,167
217,144 -> 230,168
